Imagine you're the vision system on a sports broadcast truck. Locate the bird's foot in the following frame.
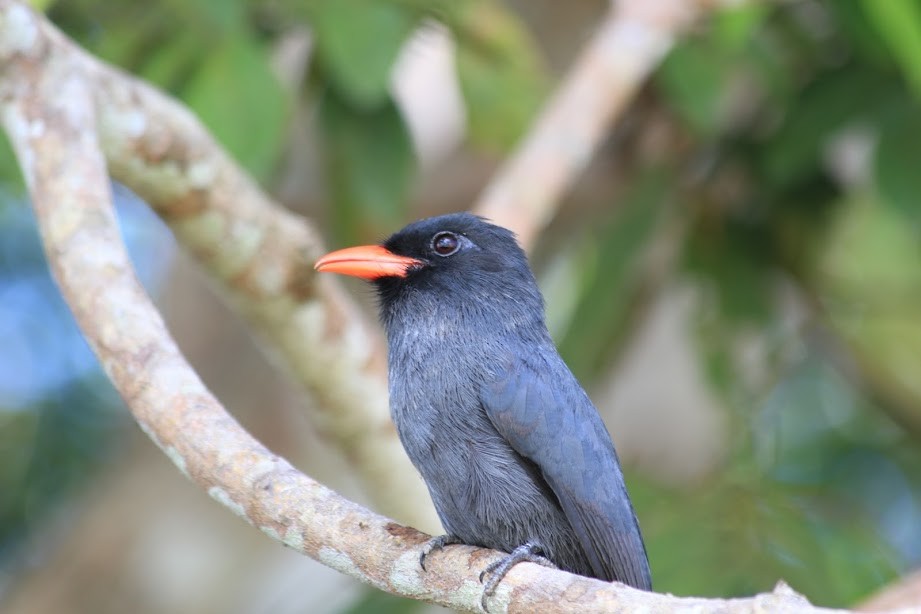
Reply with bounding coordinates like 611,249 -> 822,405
478,542 -> 555,611
419,533 -> 463,571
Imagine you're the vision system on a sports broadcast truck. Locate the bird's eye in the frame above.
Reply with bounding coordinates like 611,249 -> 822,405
431,232 -> 460,256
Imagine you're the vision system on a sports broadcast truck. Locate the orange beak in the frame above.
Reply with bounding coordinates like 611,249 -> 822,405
314,245 -> 423,280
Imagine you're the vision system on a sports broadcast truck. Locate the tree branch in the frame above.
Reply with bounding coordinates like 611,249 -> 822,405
0,1 -> 874,611
473,0 -> 741,250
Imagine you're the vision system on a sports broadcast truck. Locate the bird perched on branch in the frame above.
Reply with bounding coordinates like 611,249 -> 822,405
315,213 -> 651,608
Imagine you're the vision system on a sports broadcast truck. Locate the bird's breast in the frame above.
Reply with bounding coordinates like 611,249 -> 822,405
388,346 -> 561,539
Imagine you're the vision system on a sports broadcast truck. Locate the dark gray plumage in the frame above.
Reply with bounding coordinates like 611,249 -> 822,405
317,212 -> 651,603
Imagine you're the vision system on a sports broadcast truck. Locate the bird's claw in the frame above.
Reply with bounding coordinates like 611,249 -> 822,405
419,534 -> 462,571
478,543 -> 554,611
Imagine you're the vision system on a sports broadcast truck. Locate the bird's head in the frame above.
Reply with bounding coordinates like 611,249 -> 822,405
315,213 -> 545,331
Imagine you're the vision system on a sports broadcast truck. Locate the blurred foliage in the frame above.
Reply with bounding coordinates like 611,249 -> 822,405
301,0 -> 418,109
2,0 -> 921,612
341,589 -> 425,614
451,0 -> 547,150
646,1 -> 921,605
318,90 -> 415,242
45,0 -> 546,244
0,378 -> 126,560
557,169 -> 672,380
0,189 -> 170,562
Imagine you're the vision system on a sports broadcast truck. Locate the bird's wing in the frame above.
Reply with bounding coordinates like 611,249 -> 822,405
481,356 -> 652,590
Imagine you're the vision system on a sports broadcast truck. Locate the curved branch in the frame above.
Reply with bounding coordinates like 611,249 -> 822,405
473,0 -> 740,250
0,0 -> 436,529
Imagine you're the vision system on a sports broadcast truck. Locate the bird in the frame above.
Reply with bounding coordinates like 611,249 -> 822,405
314,212 -> 651,608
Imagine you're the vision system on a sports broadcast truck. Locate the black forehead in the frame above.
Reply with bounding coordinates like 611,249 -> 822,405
383,213 -> 515,254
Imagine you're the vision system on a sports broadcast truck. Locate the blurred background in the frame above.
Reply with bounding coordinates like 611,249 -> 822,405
2,0 -> 921,611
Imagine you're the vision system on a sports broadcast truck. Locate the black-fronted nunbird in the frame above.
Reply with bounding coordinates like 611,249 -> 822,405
315,213 -> 651,609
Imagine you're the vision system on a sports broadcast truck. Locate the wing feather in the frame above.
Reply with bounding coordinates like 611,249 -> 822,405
482,357 -> 652,589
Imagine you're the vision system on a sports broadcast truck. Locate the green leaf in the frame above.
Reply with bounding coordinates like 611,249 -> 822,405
822,195 -> 921,299
308,0 -> 418,108
657,40 -> 731,136
0,132 -> 26,194
319,91 -> 415,244
28,0 -> 55,11
684,224 -> 774,327
173,0 -> 245,31
183,31 -> 288,179
138,31 -> 203,92
558,170 -> 670,381
828,2 -> 893,66
819,195 -> 921,435
454,0 -> 547,152
87,9 -> 162,70
341,588 -> 424,614
762,66 -> 893,188
863,0 -> 921,100
713,2 -> 771,51
874,103 -> 921,220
